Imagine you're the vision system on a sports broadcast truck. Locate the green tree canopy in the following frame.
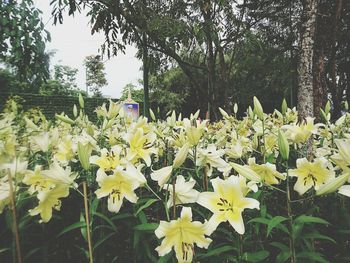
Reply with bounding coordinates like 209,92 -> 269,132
83,55 -> 108,97
0,0 -> 51,92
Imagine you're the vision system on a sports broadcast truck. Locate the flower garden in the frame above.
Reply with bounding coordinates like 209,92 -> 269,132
1,95 -> 350,263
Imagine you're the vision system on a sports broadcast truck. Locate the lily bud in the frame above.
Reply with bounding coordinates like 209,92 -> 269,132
105,119 -> 114,130
173,143 -> 190,169
192,110 -> 200,120
325,101 -> 331,115
219,107 -> 229,119
344,101 -> 349,111
278,130 -> 289,161
55,114 -> 75,125
186,126 -> 202,146
281,99 -> 287,116
73,104 -> 78,118
320,109 -> 328,123
149,108 -> 156,121
78,93 -> 85,109
231,163 -> 261,182
253,96 -> 264,120
316,173 -> 349,196
233,103 -> 238,114
86,125 -> 95,137
78,142 -> 91,170
248,106 -> 254,119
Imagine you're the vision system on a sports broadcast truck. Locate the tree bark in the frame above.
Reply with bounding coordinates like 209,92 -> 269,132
142,33 -> 150,119
328,0 -> 343,120
297,0 -> 319,120
313,3 -> 327,122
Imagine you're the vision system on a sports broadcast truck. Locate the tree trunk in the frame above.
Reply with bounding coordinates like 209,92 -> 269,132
297,0 -> 319,120
329,0 -> 343,120
202,0 -> 216,120
313,3 -> 327,122
142,33 -> 150,119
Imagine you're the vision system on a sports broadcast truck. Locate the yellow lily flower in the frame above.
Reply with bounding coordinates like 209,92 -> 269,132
151,144 -> 190,186
90,146 -> 123,172
126,128 -> 157,166
151,165 -> 173,187
197,176 -> 259,235
163,175 -> 199,208
0,177 -> 12,214
196,144 -> 231,177
155,207 -> 212,263
29,184 -> 70,223
23,166 -> 56,194
53,137 -> 76,164
332,138 -> 350,173
283,117 -> 318,144
0,157 -> 28,178
247,158 -> 285,185
95,168 -> 140,213
30,132 -> 50,153
289,158 -> 335,195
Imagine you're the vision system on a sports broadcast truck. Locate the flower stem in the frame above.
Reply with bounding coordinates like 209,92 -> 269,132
262,118 -> 266,163
238,234 -> 243,263
145,183 -> 162,200
83,182 -> 94,263
7,169 -> 22,263
285,164 -> 296,263
172,178 -> 176,219
203,166 -> 208,191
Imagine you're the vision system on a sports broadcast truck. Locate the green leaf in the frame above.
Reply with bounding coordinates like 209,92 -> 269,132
93,232 -> 115,250
197,245 -> 235,259
267,216 -> 288,236
242,250 -> 269,262
276,251 -> 290,263
294,215 -> 330,225
93,211 -> 117,231
270,242 -> 289,252
297,251 -> 328,263
248,217 -> 270,225
135,199 -> 159,216
303,232 -> 336,244
157,251 -> 173,263
134,223 -> 158,232
57,221 -> 86,237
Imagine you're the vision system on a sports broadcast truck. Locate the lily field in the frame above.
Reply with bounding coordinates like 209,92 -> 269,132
1,95 -> 350,263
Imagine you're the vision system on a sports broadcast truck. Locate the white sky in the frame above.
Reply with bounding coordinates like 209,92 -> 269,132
34,0 -> 142,98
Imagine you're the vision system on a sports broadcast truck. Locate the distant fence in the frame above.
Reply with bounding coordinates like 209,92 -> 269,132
0,92 -> 121,121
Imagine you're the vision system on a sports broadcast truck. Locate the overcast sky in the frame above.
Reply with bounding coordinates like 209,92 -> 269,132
34,0 -> 142,98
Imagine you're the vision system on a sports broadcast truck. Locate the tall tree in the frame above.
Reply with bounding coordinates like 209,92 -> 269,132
83,55 -> 108,97
0,0 -> 51,92
297,0 -> 319,120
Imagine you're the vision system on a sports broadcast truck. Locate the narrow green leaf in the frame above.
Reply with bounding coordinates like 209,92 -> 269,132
248,217 -> 270,225
134,223 -> 158,232
242,250 -> 269,262
135,199 -> 159,216
93,232 -> 115,250
197,245 -> 235,259
157,251 -> 173,263
276,251 -> 291,263
57,221 -> 86,237
270,242 -> 289,252
93,211 -> 117,231
297,251 -> 328,263
303,232 -> 336,244
267,216 -> 288,236
294,215 -> 330,225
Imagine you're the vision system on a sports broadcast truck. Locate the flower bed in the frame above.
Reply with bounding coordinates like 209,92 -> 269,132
1,96 -> 350,262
